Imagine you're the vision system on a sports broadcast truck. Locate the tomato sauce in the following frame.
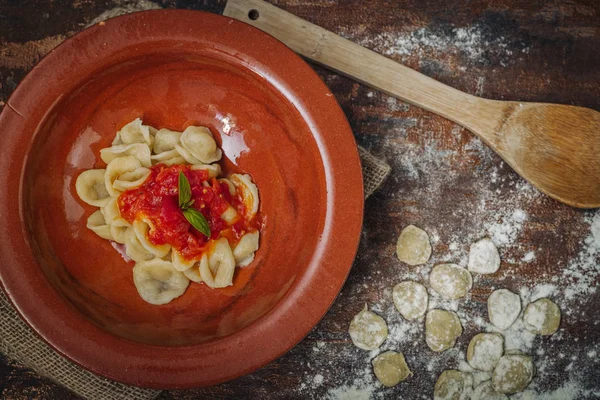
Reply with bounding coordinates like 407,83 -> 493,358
118,164 -> 257,261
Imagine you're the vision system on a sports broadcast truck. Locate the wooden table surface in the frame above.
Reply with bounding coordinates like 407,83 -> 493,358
1,0 -> 599,399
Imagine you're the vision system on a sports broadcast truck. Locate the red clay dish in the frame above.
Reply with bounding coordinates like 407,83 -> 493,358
0,10 -> 363,388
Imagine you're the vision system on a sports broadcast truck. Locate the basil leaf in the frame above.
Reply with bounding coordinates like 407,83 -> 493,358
178,171 -> 192,208
182,208 -> 211,237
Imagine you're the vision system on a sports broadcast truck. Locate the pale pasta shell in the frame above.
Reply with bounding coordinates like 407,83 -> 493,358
117,118 -> 154,148
86,210 -> 112,240
199,238 -> 235,288
113,167 -> 151,191
100,143 -> 152,167
218,178 -> 236,195
125,229 -> 155,262
151,149 -> 186,166
132,259 -> 189,305
233,231 -> 259,267
230,173 -> 259,217
174,143 -> 202,164
171,250 -> 196,272
101,197 -> 129,227
153,128 -> 182,153
133,218 -> 171,258
75,169 -> 110,207
183,265 -> 203,283
180,126 -> 222,163
221,206 -> 239,225
105,156 -> 142,197
110,224 -> 130,245
191,163 -> 222,179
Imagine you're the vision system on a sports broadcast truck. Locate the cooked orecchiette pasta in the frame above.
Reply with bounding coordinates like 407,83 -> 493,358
153,128 -> 181,153
86,210 -> 112,240
180,126 -> 222,163
150,149 -> 186,166
199,238 -> 236,288
230,173 -> 259,218
233,232 -> 260,267
191,163 -> 221,179
76,120 -> 261,305
114,118 -> 154,148
133,218 -> 171,258
75,169 -> 111,207
100,143 -> 152,167
105,156 -> 142,197
113,167 -> 151,192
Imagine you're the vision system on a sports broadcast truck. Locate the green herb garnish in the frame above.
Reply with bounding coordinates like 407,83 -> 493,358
178,171 -> 210,237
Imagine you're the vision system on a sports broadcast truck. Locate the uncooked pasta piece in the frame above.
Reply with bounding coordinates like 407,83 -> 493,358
395,225 -> 432,266
523,298 -> 561,335
429,264 -> 472,300
425,309 -> 462,352
468,237 -> 500,274
132,218 -> 171,258
467,333 -> 504,372
171,250 -> 196,272
112,167 -> 151,191
471,381 -> 508,400
372,351 -> 412,387
231,173 -> 260,217
153,128 -> 182,153
233,232 -> 259,267
100,143 -> 152,167
132,259 -> 189,305
392,281 -> 428,320
434,370 -> 473,400
104,155 -> 142,197
491,354 -> 534,394
348,305 -> 388,350
488,289 -> 521,330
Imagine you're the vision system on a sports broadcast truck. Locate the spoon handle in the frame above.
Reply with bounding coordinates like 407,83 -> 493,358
224,0 -> 501,139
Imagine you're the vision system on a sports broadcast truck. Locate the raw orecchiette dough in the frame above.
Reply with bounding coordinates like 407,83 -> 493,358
467,333 -> 504,372
426,309 -> 462,352
429,264 -> 473,300
199,237 -> 236,288
171,250 -> 196,272
392,281 -> 428,320
471,381 -> 508,400
86,210 -> 112,240
488,289 -> 521,330
348,305 -> 388,351
104,155 -> 142,197
434,370 -> 473,400
75,169 -> 110,207
468,237 -> 501,274
114,118 -> 154,148
491,354 -> 534,394
153,128 -> 182,153
523,298 -> 561,335
233,231 -> 260,267
191,163 -> 222,179
101,197 -> 129,227
132,259 -> 189,305
180,126 -> 222,164
100,143 -> 152,168
125,229 -> 155,262
230,173 -> 259,217
396,225 -> 432,266
133,218 -> 171,258
150,149 -> 186,166
112,167 -> 151,192
372,351 -> 412,387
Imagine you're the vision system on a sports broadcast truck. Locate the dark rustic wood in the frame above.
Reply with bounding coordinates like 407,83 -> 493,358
1,0 -> 599,399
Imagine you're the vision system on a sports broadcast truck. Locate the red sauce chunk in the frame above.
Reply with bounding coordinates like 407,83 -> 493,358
118,164 -> 259,261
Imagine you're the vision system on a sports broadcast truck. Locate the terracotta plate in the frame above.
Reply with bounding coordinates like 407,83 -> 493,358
0,10 -> 363,388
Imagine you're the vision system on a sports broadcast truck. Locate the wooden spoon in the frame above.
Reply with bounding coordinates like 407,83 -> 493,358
224,0 -> 600,209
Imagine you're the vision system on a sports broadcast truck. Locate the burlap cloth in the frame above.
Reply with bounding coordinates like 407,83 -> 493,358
0,146 -> 390,399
